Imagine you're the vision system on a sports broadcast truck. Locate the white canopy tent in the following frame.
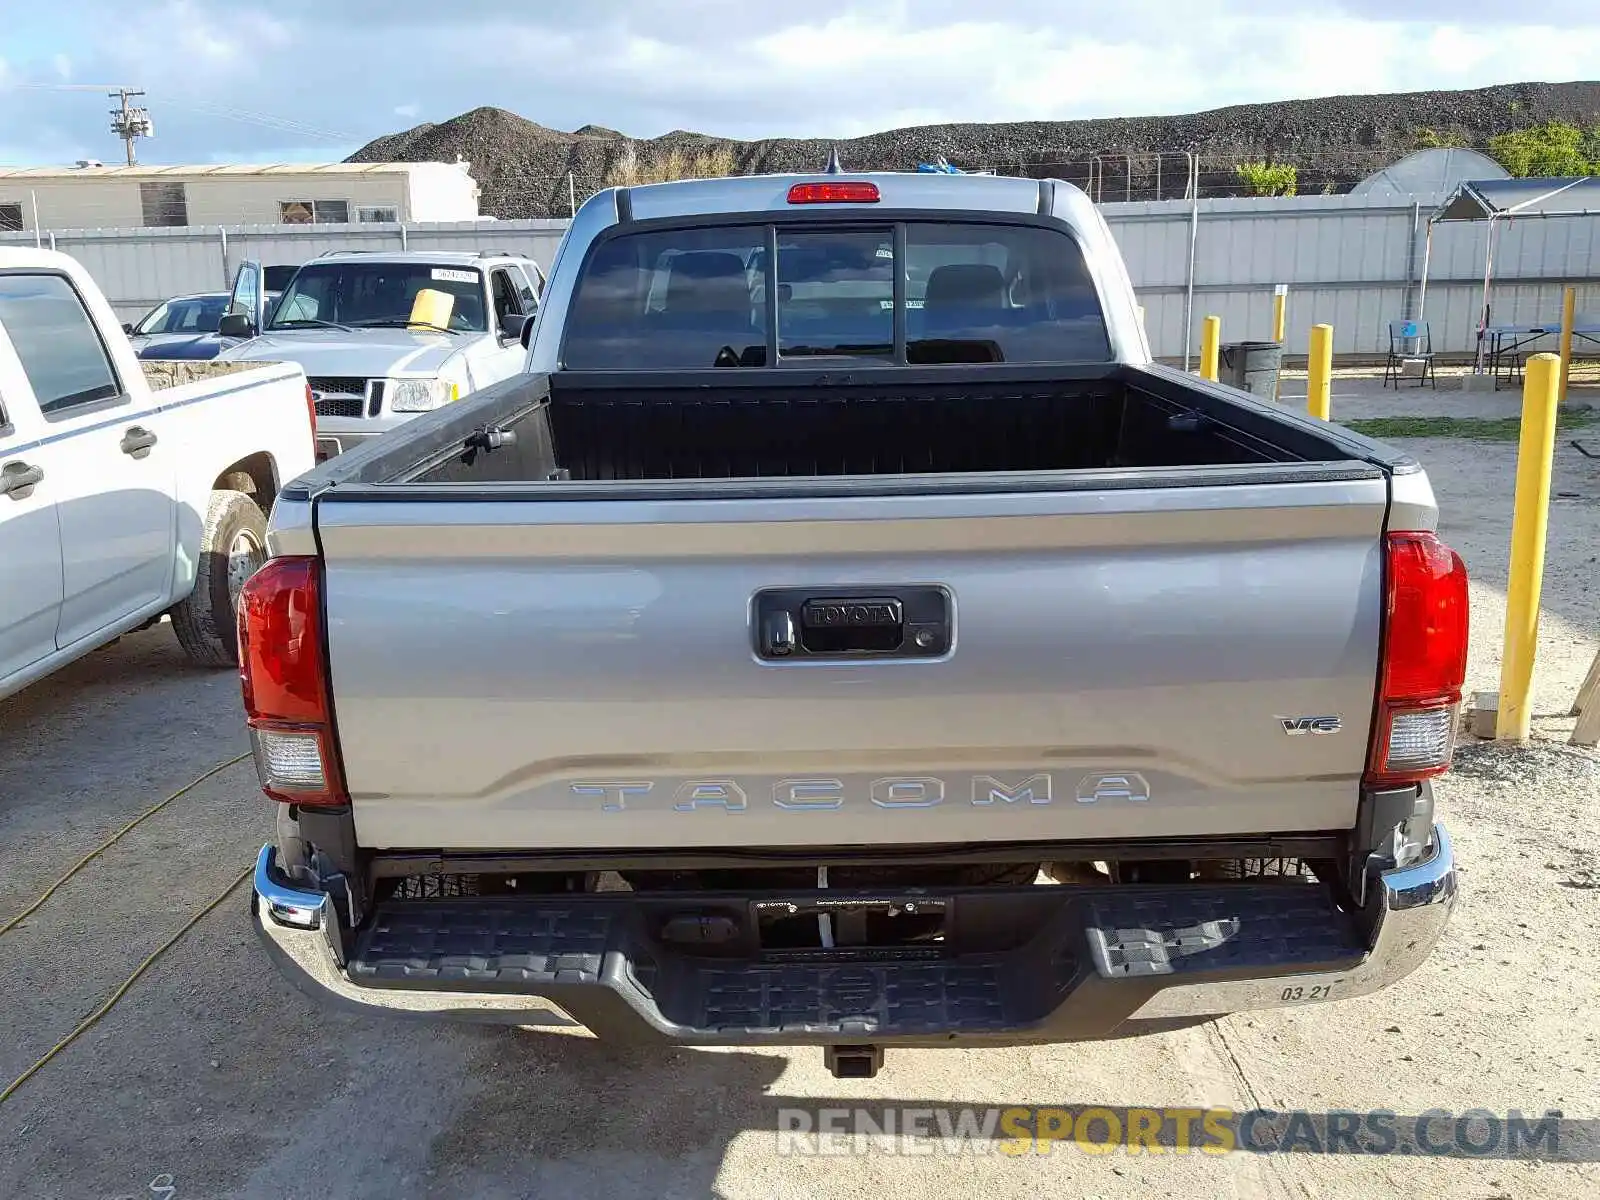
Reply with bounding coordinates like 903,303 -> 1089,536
1418,176 -> 1600,370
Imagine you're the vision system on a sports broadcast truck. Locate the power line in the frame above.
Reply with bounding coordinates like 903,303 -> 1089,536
160,98 -> 359,145
4,82 -> 358,156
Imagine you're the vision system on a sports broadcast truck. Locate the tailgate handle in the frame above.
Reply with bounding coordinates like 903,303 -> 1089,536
754,586 -> 950,661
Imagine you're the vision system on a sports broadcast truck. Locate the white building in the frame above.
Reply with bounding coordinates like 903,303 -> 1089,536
0,161 -> 481,232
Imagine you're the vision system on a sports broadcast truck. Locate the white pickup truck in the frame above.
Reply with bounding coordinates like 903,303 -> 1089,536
217,250 -> 545,460
0,249 -> 316,699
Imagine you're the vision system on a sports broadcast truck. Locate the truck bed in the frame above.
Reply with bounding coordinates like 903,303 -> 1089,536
425,373 -> 1297,484
344,364 -> 1381,489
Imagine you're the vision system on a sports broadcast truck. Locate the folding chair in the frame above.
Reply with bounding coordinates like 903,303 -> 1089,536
1383,320 -> 1436,389
1487,324 -> 1527,390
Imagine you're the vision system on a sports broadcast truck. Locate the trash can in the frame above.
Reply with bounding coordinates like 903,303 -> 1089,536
1220,341 -> 1284,400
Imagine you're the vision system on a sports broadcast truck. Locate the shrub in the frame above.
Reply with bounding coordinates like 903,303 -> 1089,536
1487,120 -> 1597,177
605,145 -> 738,187
1413,127 -> 1468,150
1235,161 -> 1298,196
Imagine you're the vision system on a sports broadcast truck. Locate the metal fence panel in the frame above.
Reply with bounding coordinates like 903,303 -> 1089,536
2,201 -> 1594,355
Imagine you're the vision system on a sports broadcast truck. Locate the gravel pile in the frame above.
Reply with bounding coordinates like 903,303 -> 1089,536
349,81 -> 1600,218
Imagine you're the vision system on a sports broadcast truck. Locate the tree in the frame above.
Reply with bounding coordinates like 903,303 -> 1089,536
1235,161 -> 1298,197
1487,120 -> 1597,178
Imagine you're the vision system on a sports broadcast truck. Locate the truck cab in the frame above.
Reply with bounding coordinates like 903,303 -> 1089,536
218,250 -> 545,460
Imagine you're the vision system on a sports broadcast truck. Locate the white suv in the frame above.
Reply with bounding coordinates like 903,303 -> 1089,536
217,250 -> 545,459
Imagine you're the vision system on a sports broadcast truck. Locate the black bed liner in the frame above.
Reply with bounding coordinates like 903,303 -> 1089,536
282,362 -> 1413,501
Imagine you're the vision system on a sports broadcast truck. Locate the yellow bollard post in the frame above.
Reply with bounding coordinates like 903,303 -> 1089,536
1307,323 -> 1333,420
1272,285 -> 1289,400
1558,286 -> 1576,402
1200,315 -> 1220,382
1497,353 -> 1562,742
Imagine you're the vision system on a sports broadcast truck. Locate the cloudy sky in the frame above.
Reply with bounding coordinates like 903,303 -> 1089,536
1,0 -> 1597,167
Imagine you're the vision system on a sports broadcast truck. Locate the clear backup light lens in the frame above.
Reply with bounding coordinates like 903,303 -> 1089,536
388,378 -> 452,412
239,555 -> 346,807
252,728 -> 328,791
1383,706 -> 1457,774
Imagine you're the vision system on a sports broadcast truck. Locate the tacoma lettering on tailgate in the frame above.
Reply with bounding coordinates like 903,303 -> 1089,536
570,773 -> 1151,812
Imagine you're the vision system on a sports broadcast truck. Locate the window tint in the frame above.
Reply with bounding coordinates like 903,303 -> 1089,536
137,295 -> 227,335
561,221 -> 1108,368
563,226 -> 767,369
905,224 -> 1110,363
777,229 -> 894,360
0,273 -> 121,414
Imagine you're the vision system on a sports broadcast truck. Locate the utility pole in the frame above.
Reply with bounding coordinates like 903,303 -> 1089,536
108,88 -> 153,165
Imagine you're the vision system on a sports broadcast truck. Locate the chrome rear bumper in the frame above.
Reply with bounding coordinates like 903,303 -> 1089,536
251,846 -> 580,1027
251,824 -> 1457,1039
1128,823 -> 1456,1019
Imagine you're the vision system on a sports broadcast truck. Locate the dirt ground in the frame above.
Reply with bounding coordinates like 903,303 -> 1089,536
2,376 -> 1598,1199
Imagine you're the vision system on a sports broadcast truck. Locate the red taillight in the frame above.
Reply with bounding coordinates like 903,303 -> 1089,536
239,555 -> 346,807
787,181 -> 881,204
1366,531 -> 1469,786
304,381 -> 318,442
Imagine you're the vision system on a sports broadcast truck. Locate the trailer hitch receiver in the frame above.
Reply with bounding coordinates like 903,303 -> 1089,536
825,1044 -> 885,1079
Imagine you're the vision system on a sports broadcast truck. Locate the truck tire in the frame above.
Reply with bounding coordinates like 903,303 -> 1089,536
171,489 -> 269,668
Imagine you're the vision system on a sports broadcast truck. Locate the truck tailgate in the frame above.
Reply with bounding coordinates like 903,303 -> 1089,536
315,472 -> 1388,850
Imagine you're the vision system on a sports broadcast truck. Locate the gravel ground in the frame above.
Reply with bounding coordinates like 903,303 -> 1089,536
1,390 -> 1597,1199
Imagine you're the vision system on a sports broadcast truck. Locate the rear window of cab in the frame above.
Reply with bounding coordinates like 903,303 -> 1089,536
561,221 -> 1111,369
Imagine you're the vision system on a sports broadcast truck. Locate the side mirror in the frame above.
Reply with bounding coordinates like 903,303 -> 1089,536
499,312 -> 531,343
518,313 -> 536,349
218,313 -> 255,339
121,322 -> 135,335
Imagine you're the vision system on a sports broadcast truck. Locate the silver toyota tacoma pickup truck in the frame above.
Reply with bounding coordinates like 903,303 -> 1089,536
246,171 -> 1464,1078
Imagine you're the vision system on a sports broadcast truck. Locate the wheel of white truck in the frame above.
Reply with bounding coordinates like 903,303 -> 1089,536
171,489 -> 269,668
